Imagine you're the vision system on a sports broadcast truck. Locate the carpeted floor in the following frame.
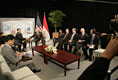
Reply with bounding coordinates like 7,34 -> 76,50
0,39 -> 118,80
26,40 -> 118,80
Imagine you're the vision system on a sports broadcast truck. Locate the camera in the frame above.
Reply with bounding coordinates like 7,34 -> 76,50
110,19 -> 118,35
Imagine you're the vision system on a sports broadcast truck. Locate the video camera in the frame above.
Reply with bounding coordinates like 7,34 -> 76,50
110,19 -> 118,35
100,19 -> 118,49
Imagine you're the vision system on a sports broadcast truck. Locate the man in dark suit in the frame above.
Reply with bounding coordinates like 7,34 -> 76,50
30,28 -> 45,46
15,28 -> 27,52
60,28 -> 71,51
73,28 -> 89,59
88,28 -> 100,61
68,28 -> 78,53
53,29 -> 65,48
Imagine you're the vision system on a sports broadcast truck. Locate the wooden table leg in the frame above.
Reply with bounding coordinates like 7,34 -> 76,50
78,59 -> 80,69
31,42 -> 32,47
29,42 -> 30,47
64,65 -> 66,76
44,54 -> 47,64
32,49 -> 34,56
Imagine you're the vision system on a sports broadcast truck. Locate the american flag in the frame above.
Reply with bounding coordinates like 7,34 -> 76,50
36,13 -> 43,31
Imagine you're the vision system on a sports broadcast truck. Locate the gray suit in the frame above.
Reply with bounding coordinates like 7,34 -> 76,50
1,45 -> 34,71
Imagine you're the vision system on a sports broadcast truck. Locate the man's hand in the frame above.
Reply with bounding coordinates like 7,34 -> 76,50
39,40 -> 42,43
87,44 -> 94,48
19,52 -> 24,56
27,38 -> 30,40
78,40 -> 82,43
22,40 -> 25,43
16,51 -> 24,56
68,40 -> 72,43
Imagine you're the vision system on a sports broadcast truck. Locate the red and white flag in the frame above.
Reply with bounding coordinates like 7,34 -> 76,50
43,13 -> 50,41
35,13 -> 43,31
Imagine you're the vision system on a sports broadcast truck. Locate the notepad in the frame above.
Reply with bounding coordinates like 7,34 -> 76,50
24,53 -> 30,56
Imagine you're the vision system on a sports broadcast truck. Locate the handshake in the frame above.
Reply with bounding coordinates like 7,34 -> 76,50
23,38 -> 31,42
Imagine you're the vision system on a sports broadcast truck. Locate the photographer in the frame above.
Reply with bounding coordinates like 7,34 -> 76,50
78,36 -> 118,80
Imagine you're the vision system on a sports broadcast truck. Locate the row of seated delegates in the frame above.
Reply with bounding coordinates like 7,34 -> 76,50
1,35 -> 41,73
55,28 -> 100,61
70,28 -> 100,61
29,27 -> 45,46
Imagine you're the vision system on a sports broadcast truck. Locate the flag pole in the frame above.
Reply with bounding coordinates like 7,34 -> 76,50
37,12 -> 39,16
44,12 -> 46,14
43,11 -> 50,41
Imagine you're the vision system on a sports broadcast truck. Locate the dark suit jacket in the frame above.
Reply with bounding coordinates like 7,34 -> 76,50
63,33 -> 71,42
69,33 -> 79,45
78,57 -> 110,80
1,45 -> 22,65
58,33 -> 65,41
88,34 -> 100,49
78,33 -> 89,46
15,32 -> 26,44
30,32 -> 43,41
53,33 -> 65,44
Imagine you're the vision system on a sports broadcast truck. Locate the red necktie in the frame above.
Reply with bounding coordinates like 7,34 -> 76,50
37,32 -> 40,39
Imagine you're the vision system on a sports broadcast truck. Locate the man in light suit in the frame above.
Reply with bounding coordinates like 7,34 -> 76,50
1,35 -> 41,73
30,28 -> 45,46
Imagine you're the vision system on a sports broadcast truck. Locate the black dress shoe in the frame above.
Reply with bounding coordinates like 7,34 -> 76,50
84,57 -> 89,60
32,69 -> 41,73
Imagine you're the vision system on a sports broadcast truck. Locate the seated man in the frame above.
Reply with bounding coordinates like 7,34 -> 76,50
1,35 -> 41,73
88,28 -> 100,61
53,29 -> 65,48
30,28 -> 45,46
66,28 -> 78,53
59,28 -> 71,50
73,28 -> 89,59
15,28 -> 27,52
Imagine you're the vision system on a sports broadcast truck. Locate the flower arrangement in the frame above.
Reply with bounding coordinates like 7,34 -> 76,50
45,45 -> 57,54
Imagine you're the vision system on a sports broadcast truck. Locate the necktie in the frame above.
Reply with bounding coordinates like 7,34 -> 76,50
64,34 -> 67,39
90,35 -> 94,45
37,32 -> 40,39
70,33 -> 75,41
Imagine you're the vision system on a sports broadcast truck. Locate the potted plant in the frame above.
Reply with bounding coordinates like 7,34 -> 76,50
48,10 -> 66,38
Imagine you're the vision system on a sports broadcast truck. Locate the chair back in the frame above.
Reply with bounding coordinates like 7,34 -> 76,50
0,62 -> 15,80
0,44 -> 4,55
0,55 -> 6,63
